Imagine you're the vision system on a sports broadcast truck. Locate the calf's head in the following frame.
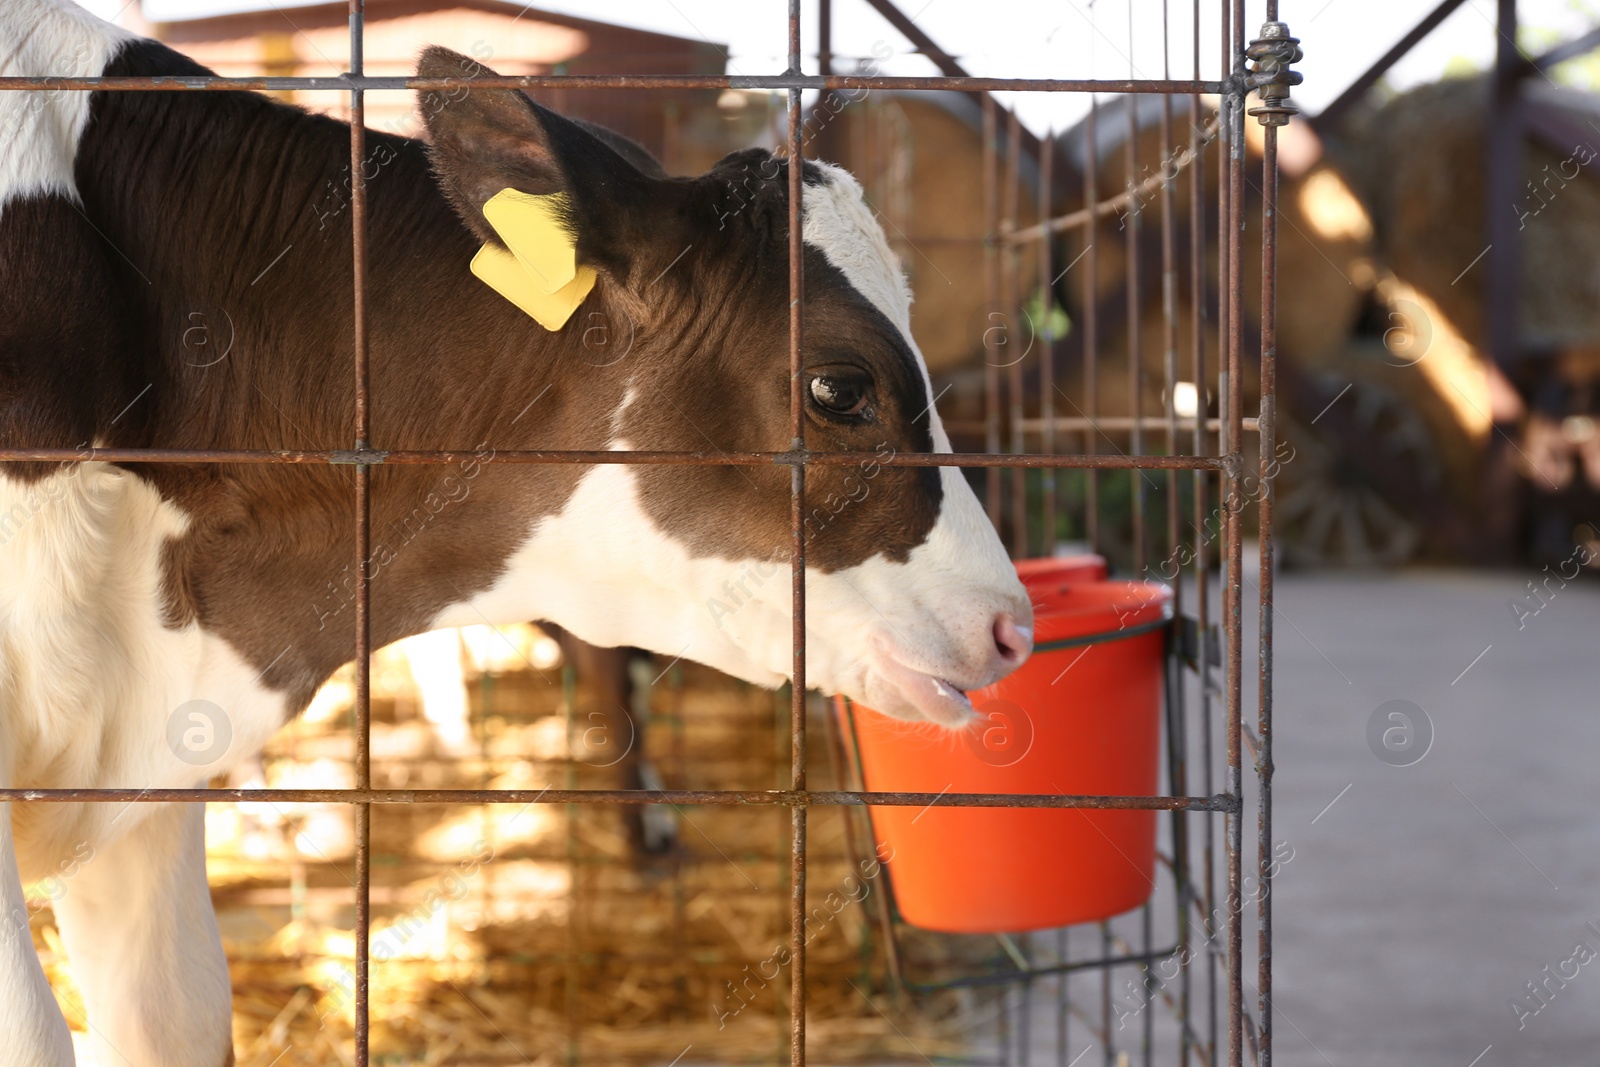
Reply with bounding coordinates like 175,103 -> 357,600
418,48 -> 1030,726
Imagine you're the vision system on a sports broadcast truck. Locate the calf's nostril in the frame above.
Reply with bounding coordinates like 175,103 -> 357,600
992,613 -> 1033,667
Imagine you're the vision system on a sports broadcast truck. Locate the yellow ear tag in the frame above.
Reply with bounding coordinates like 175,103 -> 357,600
470,189 -> 597,331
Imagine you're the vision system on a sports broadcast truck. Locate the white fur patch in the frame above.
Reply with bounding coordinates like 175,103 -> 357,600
1,458 -> 278,1065
0,0 -> 133,210
1,463 -> 288,871
801,164 -> 915,335
431,440 -> 792,690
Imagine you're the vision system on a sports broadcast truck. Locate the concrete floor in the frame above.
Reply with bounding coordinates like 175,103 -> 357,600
1266,568 -> 1600,1067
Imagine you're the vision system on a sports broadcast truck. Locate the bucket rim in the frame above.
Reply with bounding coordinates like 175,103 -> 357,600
1032,612 -> 1170,652
1028,579 -> 1174,646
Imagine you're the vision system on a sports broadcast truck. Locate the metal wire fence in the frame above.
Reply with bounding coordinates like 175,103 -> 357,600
0,1 -> 1296,1063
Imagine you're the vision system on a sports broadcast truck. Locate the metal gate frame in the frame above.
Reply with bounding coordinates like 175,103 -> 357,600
0,1 -> 1297,1063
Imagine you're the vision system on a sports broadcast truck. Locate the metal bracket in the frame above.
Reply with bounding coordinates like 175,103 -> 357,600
1178,616 -> 1224,671
329,448 -> 389,465
1246,21 -> 1304,127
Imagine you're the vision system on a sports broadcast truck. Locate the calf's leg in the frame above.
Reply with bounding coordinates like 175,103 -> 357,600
0,801 -> 77,1067
544,625 -> 675,855
51,802 -> 233,1067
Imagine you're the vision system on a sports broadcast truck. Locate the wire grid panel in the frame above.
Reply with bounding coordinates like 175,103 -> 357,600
0,1 -> 1290,1064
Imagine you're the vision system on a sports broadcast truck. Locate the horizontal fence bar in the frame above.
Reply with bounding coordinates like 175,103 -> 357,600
950,416 -> 1260,434
906,944 -> 1184,992
0,74 -> 1224,94
0,446 -> 1235,471
0,788 -> 1239,812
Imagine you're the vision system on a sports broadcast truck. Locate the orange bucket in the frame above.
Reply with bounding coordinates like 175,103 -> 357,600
842,569 -> 1171,933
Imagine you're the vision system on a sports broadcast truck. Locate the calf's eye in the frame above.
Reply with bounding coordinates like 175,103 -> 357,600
808,374 -> 871,417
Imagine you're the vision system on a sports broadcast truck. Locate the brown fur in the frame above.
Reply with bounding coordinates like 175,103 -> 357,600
0,39 -> 942,711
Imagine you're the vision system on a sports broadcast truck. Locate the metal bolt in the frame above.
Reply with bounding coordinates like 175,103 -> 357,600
1247,20 -> 1303,128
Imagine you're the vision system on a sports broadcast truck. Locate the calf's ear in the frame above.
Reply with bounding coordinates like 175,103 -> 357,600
415,46 -> 657,283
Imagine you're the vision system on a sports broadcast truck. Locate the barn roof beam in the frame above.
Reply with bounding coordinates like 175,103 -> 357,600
1310,0 -> 1467,134
850,0 -> 1049,189
1530,23 -> 1600,73
858,0 -> 971,80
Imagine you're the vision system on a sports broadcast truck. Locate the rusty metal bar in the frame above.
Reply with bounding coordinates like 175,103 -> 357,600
1085,96 -> 1101,550
1101,921 -> 1114,1067
786,0 -> 809,1060
1058,928 -> 1071,1062
0,787 -> 1239,810
1127,40 -> 1147,576
1253,6 -> 1288,1060
1225,1 -> 1247,1063
0,446 -> 1236,469
1256,117 -> 1279,1067
1190,5 -> 1212,1063
983,95 -> 1003,526
347,3 -> 372,1062
1005,105 -> 1028,555
1157,5 -> 1192,1061
1211,38 -> 1232,1067
0,73 -> 1221,93
1144,15 -> 1168,1061
822,704 -> 903,994
1039,129 -> 1058,549
1015,416 -> 1257,433
1161,97 -> 1182,584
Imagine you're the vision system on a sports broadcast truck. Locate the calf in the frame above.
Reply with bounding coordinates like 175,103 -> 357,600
0,2 -> 1031,1064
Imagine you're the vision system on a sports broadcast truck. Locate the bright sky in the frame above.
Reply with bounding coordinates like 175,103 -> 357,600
80,0 -> 1600,134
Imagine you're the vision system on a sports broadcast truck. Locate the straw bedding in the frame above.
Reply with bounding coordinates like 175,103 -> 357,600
27,628 -> 972,1065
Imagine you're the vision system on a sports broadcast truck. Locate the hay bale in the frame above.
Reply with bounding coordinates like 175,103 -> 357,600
1334,75 -> 1600,353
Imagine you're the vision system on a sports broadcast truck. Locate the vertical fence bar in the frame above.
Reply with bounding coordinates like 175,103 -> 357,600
1156,8 -> 1193,1060
1209,3 -> 1230,1057
1256,8 -> 1284,1063
563,680 -> 581,1066
1100,922 -> 1113,1067
347,2 -> 372,1064
1256,118 -> 1278,1067
1160,6 -> 1181,588
984,95 -> 1003,526
1143,900 -> 1155,1067
1126,6 -> 1146,576
1057,927 -> 1069,1067
1020,933 -> 1035,1067
1188,5 -> 1209,1065
1039,130 -> 1057,554
1084,98 -> 1101,550
1155,12 -> 1196,1063
999,984 -> 1012,1066
1224,1 -> 1246,1064
786,2 -> 808,1063
1005,106 -> 1027,556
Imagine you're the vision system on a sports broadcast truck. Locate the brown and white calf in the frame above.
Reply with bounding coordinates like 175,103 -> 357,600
0,2 -> 1031,1063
